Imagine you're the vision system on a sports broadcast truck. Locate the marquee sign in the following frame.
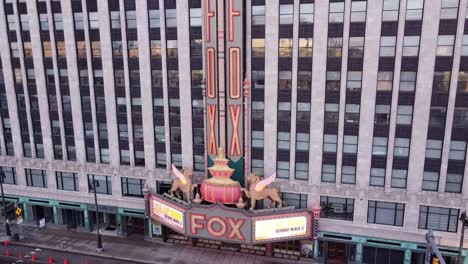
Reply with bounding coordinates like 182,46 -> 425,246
150,194 -> 312,244
150,195 -> 185,232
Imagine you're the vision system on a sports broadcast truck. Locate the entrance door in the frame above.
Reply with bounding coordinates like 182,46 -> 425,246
62,209 -> 84,229
327,242 -> 347,264
32,205 -> 53,223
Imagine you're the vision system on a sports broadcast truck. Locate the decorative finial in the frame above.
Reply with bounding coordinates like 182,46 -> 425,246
218,147 -> 225,159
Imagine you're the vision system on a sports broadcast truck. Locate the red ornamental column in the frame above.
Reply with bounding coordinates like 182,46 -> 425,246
311,204 -> 322,240
243,77 -> 250,181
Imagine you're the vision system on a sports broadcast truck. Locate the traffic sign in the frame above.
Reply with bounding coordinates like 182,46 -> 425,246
15,208 -> 22,216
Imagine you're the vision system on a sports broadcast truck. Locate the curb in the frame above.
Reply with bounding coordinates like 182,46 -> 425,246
8,241 -> 163,264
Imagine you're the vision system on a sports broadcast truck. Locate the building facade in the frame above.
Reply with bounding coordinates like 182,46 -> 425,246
0,0 -> 466,263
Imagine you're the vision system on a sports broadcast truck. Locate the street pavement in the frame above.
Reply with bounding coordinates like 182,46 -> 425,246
0,223 -> 321,264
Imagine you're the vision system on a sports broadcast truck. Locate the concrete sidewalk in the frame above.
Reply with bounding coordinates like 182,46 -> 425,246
0,224 -> 321,264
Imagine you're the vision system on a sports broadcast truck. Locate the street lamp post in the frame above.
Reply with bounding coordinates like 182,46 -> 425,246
92,175 -> 103,252
458,211 -> 467,264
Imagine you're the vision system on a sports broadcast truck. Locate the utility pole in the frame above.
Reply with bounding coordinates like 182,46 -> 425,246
0,172 -> 11,236
458,211 -> 467,264
92,175 -> 103,252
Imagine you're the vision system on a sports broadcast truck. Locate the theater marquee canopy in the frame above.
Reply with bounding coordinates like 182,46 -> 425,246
150,194 -> 312,244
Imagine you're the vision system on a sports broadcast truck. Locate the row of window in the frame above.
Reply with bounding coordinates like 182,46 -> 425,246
320,196 -> 460,233
1,167 -> 145,198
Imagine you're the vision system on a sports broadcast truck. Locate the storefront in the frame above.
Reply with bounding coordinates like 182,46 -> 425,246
25,198 -> 54,225
87,204 -> 117,236
118,208 -> 146,239
55,202 -> 86,230
315,232 -> 466,264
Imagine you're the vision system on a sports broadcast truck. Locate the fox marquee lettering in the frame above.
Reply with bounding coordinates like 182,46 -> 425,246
190,214 -> 247,241
204,0 -> 244,179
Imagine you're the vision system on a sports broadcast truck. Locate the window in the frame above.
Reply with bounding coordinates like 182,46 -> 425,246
150,40 -> 161,57
74,12 -> 84,30
325,103 -> 339,124
122,177 -> 145,198
277,161 -> 290,179
299,38 -> 313,57
20,14 -> 29,31
252,71 -> 265,90
445,173 -> 463,193
457,71 -> 468,93
346,71 -> 362,91
252,39 -> 265,57
280,4 -> 293,24
56,41 -> 66,58
348,36 -> 364,58
76,41 -> 86,58
343,135 -> 358,154
128,41 -> 138,58
296,132 -> 310,151
351,1 -> 367,22
165,9 -> 177,28
88,174 -> 112,195
251,159 -> 264,176
190,8 -> 202,27
110,11 -> 120,29
329,2 -> 345,23
112,41 -> 123,58
422,171 -> 439,191
88,12 -> 99,29
372,137 -> 388,156
252,131 -> 264,148
394,138 -> 410,157
323,134 -> 337,153
279,71 -> 292,90
281,193 -> 307,209
370,168 -> 385,187
10,42 -> 19,58
252,5 -> 265,25
400,72 -> 418,93
368,201 -> 405,226
396,105 -> 413,125
7,15 -> 16,31
440,0 -> 459,19
437,35 -> 455,57
25,169 -> 48,188
391,169 -> 407,188
322,164 -> 336,183
462,36 -> 468,56
429,106 -> 447,127
418,206 -> 459,233
326,71 -> 341,91
380,36 -> 396,57
279,39 -> 293,57
345,104 -> 360,124
167,40 -> 178,58
23,42 -> 32,58
53,13 -> 63,30
342,166 -> 356,184
154,125 -> 165,143
149,10 -> 160,28
100,148 -> 110,164
126,11 -> 137,29
320,196 -> 354,221
40,14 -> 49,30
328,38 -> 343,57
383,0 -> 400,21
375,104 -> 391,125
0,166 -> 16,185
298,71 -> 312,91
453,107 -> 468,127
295,162 -> 308,181
300,3 -> 314,24
433,71 -> 451,92
449,141 -> 466,160
377,71 -> 393,91
91,41 -> 101,58
425,139 -> 443,159
406,0 -> 424,20
278,132 -> 290,150
402,36 -> 420,57
56,171 -> 78,191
